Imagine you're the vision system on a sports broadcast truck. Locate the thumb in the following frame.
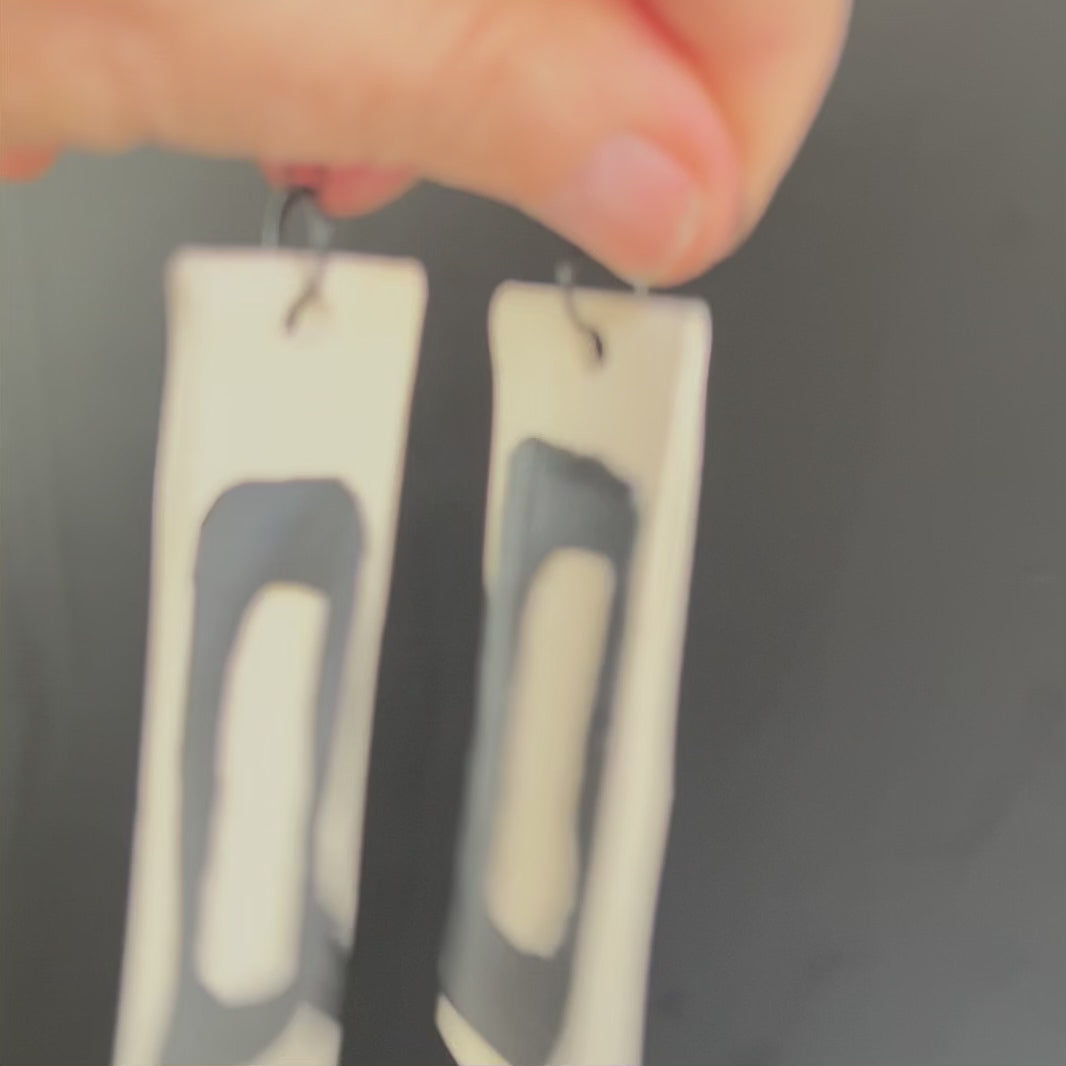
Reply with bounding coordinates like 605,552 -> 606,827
3,0 -> 743,282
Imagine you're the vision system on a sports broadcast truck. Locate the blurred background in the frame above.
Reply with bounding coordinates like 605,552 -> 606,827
2,1 -> 1064,1063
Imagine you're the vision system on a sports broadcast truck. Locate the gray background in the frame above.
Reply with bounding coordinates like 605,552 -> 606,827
2,1 -> 1064,1063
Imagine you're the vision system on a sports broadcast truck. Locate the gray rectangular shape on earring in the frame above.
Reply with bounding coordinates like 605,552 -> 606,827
161,479 -> 362,1065
439,437 -> 637,1066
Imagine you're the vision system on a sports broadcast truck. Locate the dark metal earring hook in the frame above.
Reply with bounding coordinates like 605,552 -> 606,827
555,261 -> 605,363
261,186 -> 335,331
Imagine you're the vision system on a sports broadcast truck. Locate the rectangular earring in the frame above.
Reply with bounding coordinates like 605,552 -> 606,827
113,190 -> 428,1066
438,271 -> 712,1066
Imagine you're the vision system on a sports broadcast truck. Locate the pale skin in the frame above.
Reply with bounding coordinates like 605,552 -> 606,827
1,0 -> 850,283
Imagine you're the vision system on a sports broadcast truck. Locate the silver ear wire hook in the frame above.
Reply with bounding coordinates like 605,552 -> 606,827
555,261 -> 605,363
261,186 -> 335,332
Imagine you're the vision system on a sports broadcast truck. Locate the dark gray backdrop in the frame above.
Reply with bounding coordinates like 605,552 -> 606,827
2,2 -> 1064,1063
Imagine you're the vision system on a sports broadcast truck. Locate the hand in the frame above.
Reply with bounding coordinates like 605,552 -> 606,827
1,0 -> 849,283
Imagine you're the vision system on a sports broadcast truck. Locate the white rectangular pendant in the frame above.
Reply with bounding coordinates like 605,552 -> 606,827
113,248 -> 427,1066
438,281 -> 712,1066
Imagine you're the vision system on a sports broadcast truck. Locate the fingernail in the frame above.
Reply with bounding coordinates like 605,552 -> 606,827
538,133 -> 704,284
